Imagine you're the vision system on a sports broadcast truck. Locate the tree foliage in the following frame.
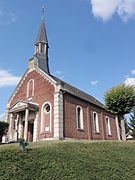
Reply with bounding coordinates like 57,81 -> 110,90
128,109 -> 135,139
0,121 -> 9,137
104,84 -> 135,117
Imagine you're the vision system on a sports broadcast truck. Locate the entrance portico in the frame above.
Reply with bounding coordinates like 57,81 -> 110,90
9,101 -> 39,142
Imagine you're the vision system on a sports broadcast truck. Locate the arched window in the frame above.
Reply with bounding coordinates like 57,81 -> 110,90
41,102 -> 52,133
76,106 -> 83,130
93,112 -> 99,133
27,79 -> 34,99
106,116 -> 111,135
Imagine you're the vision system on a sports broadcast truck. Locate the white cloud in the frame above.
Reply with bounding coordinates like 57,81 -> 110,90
0,113 -> 5,121
91,80 -> 98,86
118,0 -> 135,22
125,77 -> 135,86
0,69 -> 21,88
90,0 -> 135,22
6,13 -> 18,25
131,69 -> 135,75
91,0 -> 120,22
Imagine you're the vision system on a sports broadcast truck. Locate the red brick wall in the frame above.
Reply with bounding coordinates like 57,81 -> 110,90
63,93 -> 118,140
102,111 -> 118,140
90,106 -> 104,140
64,93 -> 89,140
9,70 -> 55,140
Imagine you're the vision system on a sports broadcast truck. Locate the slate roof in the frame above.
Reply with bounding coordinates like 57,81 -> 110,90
34,54 -> 50,75
35,16 -> 48,45
51,75 -> 105,109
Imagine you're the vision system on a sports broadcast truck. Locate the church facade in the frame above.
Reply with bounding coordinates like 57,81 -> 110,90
6,16 -> 120,142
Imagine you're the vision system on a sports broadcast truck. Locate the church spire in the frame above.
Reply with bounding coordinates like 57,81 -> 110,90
34,5 -> 48,56
34,6 -> 50,75
35,16 -> 48,46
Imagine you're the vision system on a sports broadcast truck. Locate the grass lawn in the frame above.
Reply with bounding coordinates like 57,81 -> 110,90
0,141 -> 135,179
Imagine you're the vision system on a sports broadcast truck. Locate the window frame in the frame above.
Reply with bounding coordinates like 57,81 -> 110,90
106,116 -> 111,136
93,112 -> 99,133
27,79 -> 34,99
76,106 -> 84,130
41,102 -> 52,134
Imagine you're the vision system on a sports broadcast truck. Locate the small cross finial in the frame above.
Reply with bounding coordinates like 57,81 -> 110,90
42,5 -> 45,16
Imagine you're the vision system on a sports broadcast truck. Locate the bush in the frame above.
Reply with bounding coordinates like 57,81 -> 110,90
0,121 -> 9,142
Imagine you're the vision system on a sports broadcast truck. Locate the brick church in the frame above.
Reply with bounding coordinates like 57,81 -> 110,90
6,13 -> 121,142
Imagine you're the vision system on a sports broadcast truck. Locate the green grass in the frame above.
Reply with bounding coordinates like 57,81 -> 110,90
0,141 -> 135,180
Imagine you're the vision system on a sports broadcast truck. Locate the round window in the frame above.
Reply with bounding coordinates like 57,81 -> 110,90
44,104 -> 50,113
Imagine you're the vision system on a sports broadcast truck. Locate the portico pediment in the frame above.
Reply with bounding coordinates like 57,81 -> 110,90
10,101 -> 28,113
10,101 -> 39,113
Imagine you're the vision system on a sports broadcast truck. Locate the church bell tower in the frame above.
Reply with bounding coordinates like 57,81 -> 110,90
34,9 -> 50,75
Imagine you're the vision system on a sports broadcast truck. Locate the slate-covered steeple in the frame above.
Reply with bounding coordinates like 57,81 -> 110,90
35,16 -> 48,47
34,14 -> 50,75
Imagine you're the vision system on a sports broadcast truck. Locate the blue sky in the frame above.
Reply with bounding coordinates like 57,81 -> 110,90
0,0 -> 135,120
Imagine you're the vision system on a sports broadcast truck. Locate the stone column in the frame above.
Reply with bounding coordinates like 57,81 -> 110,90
33,112 -> 38,142
18,119 -> 23,139
39,43 -> 41,53
14,114 -> 19,142
121,119 -> 126,141
115,116 -> 121,140
54,91 -> 63,140
34,45 -> 37,55
24,109 -> 29,141
9,113 -> 13,142
9,113 -> 13,133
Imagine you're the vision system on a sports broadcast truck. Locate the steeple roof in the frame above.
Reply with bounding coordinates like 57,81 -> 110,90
35,16 -> 48,45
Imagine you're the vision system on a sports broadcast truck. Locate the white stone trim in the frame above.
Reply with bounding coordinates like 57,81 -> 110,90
33,112 -> 38,142
29,102 -> 39,106
54,91 -> 63,139
115,116 -> 121,140
105,116 -> 111,136
38,138 -> 59,141
41,102 -> 52,133
93,112 -> 99,133
27,79 -> 34,99
76,106 -> 84,130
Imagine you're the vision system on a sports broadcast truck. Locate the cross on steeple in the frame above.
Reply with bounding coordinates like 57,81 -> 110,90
42,5 -> 45,16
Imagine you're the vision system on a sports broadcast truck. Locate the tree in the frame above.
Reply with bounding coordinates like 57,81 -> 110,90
104,84 -> 135,140
0,121 -> 9,142
128,109 -> 135,140
104,84 -> 135,117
